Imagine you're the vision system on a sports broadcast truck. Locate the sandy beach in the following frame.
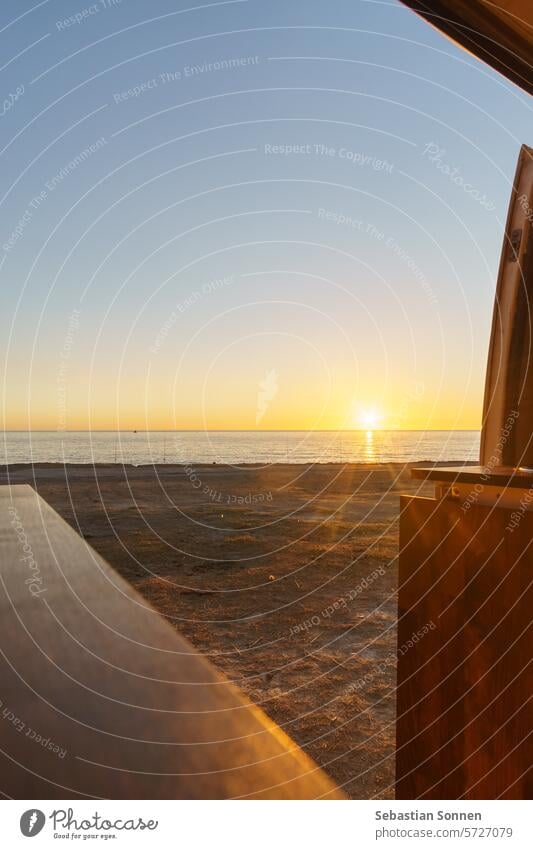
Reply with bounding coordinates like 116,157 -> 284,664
1,462 -> 433,799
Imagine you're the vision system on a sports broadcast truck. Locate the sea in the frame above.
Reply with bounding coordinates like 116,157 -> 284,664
1,430 -> 480,466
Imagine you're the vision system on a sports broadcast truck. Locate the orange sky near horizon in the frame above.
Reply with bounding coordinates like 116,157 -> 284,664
4,377 -> 483,432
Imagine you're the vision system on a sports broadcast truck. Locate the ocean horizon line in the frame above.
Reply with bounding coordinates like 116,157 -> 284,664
2,428 -> 482,434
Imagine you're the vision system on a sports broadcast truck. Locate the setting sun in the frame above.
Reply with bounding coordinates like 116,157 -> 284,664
358,409 -> 383,430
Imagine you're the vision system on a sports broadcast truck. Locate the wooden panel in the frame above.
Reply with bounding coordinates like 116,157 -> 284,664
0,485 -> 343,799
396,495 -> 532,799
400,1 -> 533,94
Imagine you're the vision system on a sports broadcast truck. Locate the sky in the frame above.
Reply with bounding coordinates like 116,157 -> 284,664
1,0 -> 532,431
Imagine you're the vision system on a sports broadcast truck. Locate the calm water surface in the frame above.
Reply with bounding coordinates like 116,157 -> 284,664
1,430 -> 480,466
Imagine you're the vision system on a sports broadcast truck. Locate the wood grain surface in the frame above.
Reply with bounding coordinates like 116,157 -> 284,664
396,494 -> 532,799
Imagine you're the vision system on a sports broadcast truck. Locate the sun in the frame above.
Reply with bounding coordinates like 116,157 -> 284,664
358,408 -> 382,430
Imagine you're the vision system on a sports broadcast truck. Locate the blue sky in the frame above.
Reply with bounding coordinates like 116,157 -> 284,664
1,0 -> 532,430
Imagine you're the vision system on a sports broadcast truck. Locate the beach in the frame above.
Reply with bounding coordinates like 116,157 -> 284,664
1,462 -> 433,799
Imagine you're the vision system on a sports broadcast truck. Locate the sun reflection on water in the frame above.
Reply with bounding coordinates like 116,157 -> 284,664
364,429 -> 376,462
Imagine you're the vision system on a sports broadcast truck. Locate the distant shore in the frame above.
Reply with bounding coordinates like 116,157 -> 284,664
1,462 -> 433,799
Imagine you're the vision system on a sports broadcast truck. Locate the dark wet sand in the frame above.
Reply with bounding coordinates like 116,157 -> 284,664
1,462 -> 434,799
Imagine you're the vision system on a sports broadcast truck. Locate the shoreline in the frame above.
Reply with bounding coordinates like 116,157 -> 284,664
0,458 -> 473,470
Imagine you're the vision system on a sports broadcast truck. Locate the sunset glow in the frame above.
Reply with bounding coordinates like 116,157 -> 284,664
1,0 -> 526,435
358,409 -> 383,430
